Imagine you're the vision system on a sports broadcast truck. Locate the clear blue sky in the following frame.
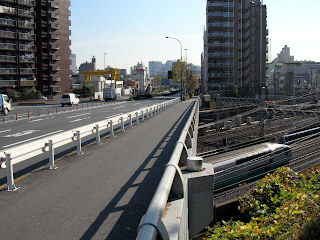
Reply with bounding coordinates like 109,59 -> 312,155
70,0 -> 320,71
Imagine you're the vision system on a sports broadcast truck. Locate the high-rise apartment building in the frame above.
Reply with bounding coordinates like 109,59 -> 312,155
204,0 -> 267,96
35,0 -> 71,98
0,0 -> 36,89
0,0 -> 71,98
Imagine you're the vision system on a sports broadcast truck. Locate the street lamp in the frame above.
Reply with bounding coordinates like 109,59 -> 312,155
184,48 -> 188,64
165,36 -> 183,101
103,53 -> 107,96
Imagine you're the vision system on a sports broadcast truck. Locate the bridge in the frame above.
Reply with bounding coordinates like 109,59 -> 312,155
0,94 -> 320,239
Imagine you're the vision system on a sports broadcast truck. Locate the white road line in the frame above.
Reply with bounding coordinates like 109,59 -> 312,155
0,129 -> 11,134
29,119 -> 44,123
67,113 -> 91,119
69,117 -> 91,123
113,106 -> 125,110
3,130 -> 64,148
105,113 -> 123,119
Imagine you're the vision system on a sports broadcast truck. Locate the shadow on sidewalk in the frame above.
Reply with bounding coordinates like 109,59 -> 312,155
80,102 -> 195,240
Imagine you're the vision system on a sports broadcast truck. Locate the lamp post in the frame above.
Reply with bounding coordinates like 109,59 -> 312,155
104,52 -> 107,84
165,36 -> 183,101
184,48 -> 188,64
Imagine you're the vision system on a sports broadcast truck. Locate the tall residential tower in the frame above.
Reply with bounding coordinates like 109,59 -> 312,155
0,0 -> 72,98
204,0 -> 267,96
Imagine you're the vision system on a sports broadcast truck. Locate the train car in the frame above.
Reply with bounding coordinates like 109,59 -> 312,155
282,126 -> 320,144
203,143 -> 291,192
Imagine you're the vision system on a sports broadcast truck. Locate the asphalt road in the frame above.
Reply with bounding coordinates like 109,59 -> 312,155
0,97 -> 177,150
0,99 -> 195,240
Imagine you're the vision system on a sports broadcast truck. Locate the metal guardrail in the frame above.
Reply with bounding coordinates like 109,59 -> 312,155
137,98 -> 200,240
0,98 -> 180,191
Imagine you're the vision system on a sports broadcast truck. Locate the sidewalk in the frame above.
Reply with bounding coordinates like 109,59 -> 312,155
0,99 -> 195,240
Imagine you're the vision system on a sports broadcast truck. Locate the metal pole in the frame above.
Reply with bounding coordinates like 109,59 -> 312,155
165,36 -> 183,101
76,131 -> 84,155
49,140 -> 57,169
6,154 -> 18,191
109,120 -> 114,137
128,114 -> 133,128
95,124 -> 101,145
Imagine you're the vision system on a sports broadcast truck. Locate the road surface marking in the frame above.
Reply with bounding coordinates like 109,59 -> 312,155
0,129 -> 11,133
113,106 -> 125,110
3,130 -> 41,138
105,113 -> 123,119
69,117 -> 91,123
3,130 -> 63,148
29,119 -> 44,123
67,113 -> 91,119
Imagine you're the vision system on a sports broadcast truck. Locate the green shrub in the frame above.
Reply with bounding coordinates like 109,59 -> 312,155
204,166 -> 320,240
73,86 -> 95,97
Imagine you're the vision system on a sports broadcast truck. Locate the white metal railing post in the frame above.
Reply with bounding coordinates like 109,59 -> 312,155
150,108 -> 153,117
48,140 -> 57,169
76,131 -> 84,155
136,112 -> 139,124
142,110 -> 145,121
6,154 -> 18,191
128,114 -> 133,128
95,124 -> 101,145
109,120 -> 115,137
119,117 -> 125,132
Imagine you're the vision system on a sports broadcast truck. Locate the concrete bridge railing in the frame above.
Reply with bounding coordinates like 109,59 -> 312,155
137,98 -> 215,240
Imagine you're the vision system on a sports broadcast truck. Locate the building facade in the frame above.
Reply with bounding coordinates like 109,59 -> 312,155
204,0 -> 268,96
130,62 -> 150,94
0,0 -> 71,98
35,0 -> 71,98
70,53 -> 77,74
0,0 -> 36,89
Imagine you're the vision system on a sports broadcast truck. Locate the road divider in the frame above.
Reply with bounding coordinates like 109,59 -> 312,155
0,98 -> 180,191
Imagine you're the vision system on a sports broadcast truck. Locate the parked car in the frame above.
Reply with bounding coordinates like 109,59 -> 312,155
60,93 -> 80,107
0,94 -> 12,115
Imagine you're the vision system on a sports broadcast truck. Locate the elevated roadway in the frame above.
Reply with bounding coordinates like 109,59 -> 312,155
0,99 -> 195,239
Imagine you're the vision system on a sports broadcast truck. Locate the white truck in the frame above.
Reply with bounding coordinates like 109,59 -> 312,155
0,94 -> 12,115
103,87 -> 117,101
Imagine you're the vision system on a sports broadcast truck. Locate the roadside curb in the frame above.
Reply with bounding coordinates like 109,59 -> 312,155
17,102 -> 46,105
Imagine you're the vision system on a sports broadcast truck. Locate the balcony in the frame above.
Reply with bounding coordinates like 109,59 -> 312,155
19,32 -> 35,40
0,18 -> 15,27
18,9 -> 34,18
20,68 -> 36,75
0,43 -> 16,51
17,0 -> 35,7
20,55 -> 35,63
51,55 -> 60,61
0,55 -> 16,63
51,86 -> 61,93
0,30 -> 16,39
20,79 -> 35,87
208,2 -> 234,8
51,44 -> 60,50
50,23 -> 59,30
19,44 -> 35,51
18,20 -> 34,29
50,1 -> 59,9
50,12 -> 59,19
51,34 -> 59,40
0,6 -> 17,15
52,66 -> 60,71
0,79 -> 17,87
208,12 -> 234,18
52,75 -> 61,82
0,68 -> 17,75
